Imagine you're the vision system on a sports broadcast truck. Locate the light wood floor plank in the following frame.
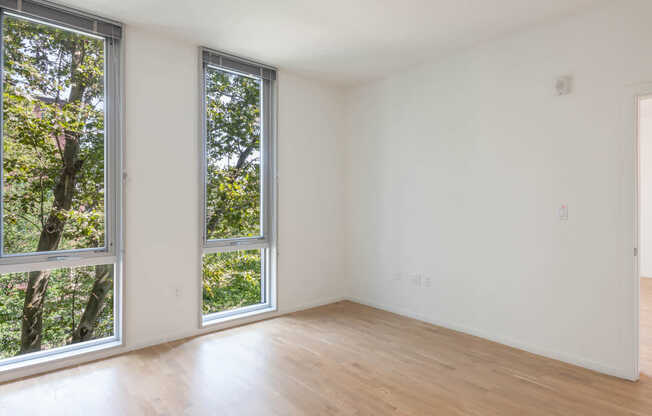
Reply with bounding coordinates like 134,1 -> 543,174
2,295 -> 652,415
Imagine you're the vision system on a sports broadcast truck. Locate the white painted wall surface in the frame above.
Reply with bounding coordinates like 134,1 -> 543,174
343,0 -> 651,379
276,75 -> 346,310
639,98 -> 652,278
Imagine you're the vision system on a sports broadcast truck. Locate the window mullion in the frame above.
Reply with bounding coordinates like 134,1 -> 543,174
0,254 -> 117,277
203,241 -> 269,255
205,236 -> 268,247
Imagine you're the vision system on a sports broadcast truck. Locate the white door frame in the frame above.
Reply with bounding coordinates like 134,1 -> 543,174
632,84 -> 652,381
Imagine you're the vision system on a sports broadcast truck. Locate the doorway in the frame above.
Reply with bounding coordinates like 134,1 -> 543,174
639,95 -> 652,375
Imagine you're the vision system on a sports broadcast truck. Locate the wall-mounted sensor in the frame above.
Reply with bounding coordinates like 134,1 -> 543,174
555,76 -> 572,96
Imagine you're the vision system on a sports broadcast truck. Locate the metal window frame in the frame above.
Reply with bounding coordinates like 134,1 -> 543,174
0,10 -> 119,271
199,47 -> 277,324
0,5 -> 123,368
0,0 -> 122,39
202,64 -> 271,248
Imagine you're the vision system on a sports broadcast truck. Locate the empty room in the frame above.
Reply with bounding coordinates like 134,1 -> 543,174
1,0 -> 652,414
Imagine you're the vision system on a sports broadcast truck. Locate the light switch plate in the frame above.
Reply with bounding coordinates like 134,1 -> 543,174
559,204 -> 568,220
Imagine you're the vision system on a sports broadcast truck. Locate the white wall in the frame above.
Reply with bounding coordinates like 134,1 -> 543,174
277,75 -> 346,309
123,27 -> 201,349
343,0 -> 652,379
640,98 -> 652,278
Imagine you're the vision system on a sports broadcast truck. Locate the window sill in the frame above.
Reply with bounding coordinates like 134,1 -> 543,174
0,338 -> 123,377
201,304 -> 277,328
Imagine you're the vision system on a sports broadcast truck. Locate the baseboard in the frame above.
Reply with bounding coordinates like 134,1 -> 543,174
281,296 -> 348,315
346,296 -> 636,381
125,295 -> 347,352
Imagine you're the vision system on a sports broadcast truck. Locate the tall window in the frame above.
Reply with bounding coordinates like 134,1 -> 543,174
0,3 -> 122,365
201,49 -> 276,322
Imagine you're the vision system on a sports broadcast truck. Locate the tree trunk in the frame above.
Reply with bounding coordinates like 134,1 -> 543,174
235,143 -> 256,170
19,41 -> 87,354
72,264 -> 113,343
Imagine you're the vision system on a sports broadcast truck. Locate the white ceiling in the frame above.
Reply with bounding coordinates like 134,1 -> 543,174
59,0 -> 602,86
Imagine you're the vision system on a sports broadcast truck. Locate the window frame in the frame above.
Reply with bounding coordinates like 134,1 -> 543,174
0,3 -> 124,369
199,47 -> 277,325
0,10 -> 121,271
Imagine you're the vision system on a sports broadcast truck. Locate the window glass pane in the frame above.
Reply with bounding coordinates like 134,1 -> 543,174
202,249 -> 263,314
0,263 -> 114,360
2,15 -> 106,255
205,66 -> 262,241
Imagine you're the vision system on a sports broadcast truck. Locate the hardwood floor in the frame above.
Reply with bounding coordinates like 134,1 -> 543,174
641,277 -> 652,376
2,300 -> 652,415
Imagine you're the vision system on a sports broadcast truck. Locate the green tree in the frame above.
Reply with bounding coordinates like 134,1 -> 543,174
0,16 -> 112,357
203,68 -> 263,313
0,20 -> 265,359
205,69 -> 261,239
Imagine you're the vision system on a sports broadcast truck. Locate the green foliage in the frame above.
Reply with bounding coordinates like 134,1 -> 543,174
202,250 -> 261,314
205,68 -> 261,240
0,20 -> 266,356
203,68 -> 263,313
0,16 -> 112,359
0,265 -> 114,359
2,16 -> 106,253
